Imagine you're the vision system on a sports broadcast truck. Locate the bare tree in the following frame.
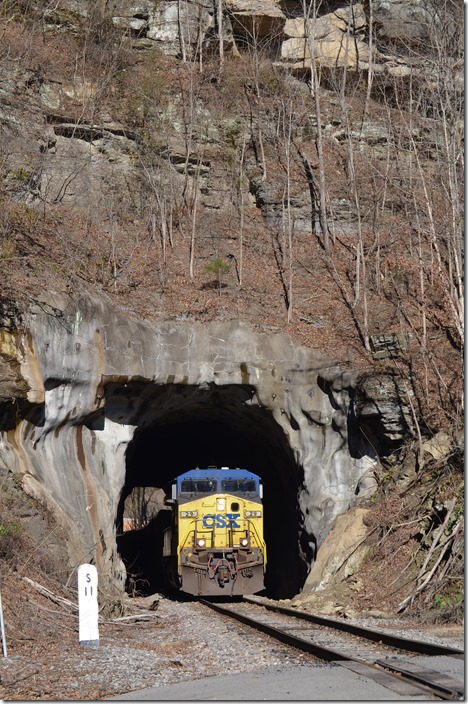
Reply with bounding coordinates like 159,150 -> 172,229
302,0 -> 331,253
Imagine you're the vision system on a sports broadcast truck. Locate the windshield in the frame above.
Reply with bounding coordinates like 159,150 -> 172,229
221,479 -> 258,494
180,479 -> 217,494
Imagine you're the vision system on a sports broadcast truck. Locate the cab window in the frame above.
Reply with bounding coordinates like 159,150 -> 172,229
221,479 -> 257,494
180,479 -> 217,494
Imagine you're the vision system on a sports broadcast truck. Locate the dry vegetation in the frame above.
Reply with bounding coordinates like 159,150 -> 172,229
359,446 -> 464,620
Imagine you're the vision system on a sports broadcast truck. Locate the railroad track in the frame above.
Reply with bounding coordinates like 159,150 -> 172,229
200,596 -> 464,700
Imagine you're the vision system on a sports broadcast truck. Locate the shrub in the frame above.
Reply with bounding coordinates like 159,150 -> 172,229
203,257 -> 231,290
0,520 -> 23,564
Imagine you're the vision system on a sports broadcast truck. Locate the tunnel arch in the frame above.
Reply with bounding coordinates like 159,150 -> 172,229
114,382 -> 311,599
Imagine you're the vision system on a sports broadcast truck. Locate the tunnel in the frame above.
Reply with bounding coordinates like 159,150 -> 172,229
112,381 -> 312,599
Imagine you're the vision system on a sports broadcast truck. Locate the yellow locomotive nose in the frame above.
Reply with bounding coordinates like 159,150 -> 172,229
165,468 -> 266,596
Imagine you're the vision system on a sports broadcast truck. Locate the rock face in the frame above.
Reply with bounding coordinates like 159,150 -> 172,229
281,4 -> 369,70
372,0 -> 436,42
0,286 -> 412,596
226,0 -> 285,38
43,0 -> 445,73
2,0 -> 459,242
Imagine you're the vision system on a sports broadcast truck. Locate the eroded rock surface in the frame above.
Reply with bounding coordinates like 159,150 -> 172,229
0,286 -> 409,595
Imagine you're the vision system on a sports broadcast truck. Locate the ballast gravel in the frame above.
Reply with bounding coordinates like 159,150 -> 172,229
0,593 -> 463,701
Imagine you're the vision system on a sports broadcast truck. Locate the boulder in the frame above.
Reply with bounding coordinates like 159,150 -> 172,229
302,507 -> 371,592
372,0 -> 435,42
281,4 -> 369,69
422,431 -> 452,461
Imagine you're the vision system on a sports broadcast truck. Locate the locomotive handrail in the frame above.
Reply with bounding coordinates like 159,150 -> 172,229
193,520 -> 212,547
179,523 -> 214,550
241,519 -> 263,550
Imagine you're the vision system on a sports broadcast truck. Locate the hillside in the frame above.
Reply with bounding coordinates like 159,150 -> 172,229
0,0 -> 464,691
1,0 -> 463,432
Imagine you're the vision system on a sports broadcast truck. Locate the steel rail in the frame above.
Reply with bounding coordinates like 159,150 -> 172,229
199,598 -> 464,700
375,658 -> 465,700
199,598 -> 349,661
243,596 -> 464,656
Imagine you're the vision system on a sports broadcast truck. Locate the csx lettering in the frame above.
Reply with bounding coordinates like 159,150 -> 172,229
202,513 -> 240,528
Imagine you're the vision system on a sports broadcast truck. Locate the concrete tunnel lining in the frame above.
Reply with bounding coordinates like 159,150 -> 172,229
113,382 -> 312,599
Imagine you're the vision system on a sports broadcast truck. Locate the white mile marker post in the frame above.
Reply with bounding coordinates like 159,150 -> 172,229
78,563 -> 99,647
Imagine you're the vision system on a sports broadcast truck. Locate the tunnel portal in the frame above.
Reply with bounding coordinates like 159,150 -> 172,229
114,382 -> 311,599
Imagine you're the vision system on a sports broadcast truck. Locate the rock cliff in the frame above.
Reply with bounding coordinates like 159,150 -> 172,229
0,285 -> 413,595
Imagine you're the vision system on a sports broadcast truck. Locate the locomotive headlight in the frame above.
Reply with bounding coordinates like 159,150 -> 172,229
180,510 -> 198,518
196,538 -> 206,548
216,498 -> 226,511
240,537 -> 250,547
245,510 -> 262,518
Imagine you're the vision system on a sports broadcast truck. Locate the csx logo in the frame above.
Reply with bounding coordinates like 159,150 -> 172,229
202,513 -> 240,528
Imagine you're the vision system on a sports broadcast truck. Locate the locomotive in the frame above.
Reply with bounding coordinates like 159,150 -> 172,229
163,467 -> 266,596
